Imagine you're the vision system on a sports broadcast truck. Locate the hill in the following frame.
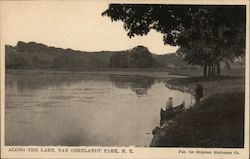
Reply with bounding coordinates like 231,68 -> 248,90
5,41 -> 117,69
109,45 -> 156,68
153,53 -> 188,68
5,41 -> 188,69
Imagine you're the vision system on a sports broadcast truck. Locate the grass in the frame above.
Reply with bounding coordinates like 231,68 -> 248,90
165,75 -> 245,96
150,67 -> 245,147
152,92 -> 244,147
167,66 -> 245,77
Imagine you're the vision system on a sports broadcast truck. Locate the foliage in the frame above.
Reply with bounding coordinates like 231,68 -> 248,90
7,42 -> 162,69
102,5 -> 246,76
109,45 -> 156,68
6,42 -> 114,69
109,53 -> 129,68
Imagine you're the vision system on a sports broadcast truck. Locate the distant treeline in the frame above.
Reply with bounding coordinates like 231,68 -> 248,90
5,41 -> 188,69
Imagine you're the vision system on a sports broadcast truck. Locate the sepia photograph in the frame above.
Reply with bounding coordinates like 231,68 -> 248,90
0,0 -> 249,158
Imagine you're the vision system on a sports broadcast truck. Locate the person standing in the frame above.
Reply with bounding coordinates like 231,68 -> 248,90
194,80 -> 204,105
165,97 -> 173,111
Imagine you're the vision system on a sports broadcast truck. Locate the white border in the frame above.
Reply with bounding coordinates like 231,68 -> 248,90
0,0 -> 249,158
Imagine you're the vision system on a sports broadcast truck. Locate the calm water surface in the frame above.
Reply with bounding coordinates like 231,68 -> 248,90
5,70 -> 191,147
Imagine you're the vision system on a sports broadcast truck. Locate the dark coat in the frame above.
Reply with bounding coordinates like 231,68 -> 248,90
195,83 -> 203,98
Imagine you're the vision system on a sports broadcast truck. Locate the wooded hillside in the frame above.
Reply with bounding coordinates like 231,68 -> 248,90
5,41 -> 188,69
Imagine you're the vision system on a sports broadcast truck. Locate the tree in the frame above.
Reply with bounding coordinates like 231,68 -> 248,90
109,46 -> 155,68
109,53 -> 129,68
129,45 -> 155,68
102,5 -> 246,77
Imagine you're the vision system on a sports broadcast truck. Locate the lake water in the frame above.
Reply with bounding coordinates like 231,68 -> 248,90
5,69 -> 192,147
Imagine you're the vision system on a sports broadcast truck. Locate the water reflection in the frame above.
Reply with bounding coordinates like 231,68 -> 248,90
109,75 -> 155,96
6,70 -> 157,97
5,70 -> 192,146
5,70 -> 110,92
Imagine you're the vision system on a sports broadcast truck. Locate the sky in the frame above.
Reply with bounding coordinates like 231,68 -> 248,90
0,1 -> 178,55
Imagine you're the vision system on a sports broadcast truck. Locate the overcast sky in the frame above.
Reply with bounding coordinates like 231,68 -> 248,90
1,1 -> 178,55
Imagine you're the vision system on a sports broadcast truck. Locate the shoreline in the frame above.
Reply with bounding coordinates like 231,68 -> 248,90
150,76 -> 245,147
5,68 -> 188,79
5,68 -> 245,147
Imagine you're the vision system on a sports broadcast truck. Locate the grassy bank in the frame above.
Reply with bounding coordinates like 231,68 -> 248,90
150,74 -> 245,147
151,92 -> 244,147
165,75 -> 245,96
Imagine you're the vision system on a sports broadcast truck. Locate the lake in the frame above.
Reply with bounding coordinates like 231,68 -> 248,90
5,69 -> 192,147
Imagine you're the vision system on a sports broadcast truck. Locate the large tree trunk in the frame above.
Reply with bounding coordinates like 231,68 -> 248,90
217,62 -> 221,76
203,64 -> 207,77
212,65 -> 216,76
208,65 -> 211,77
211,65 -> 214,76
